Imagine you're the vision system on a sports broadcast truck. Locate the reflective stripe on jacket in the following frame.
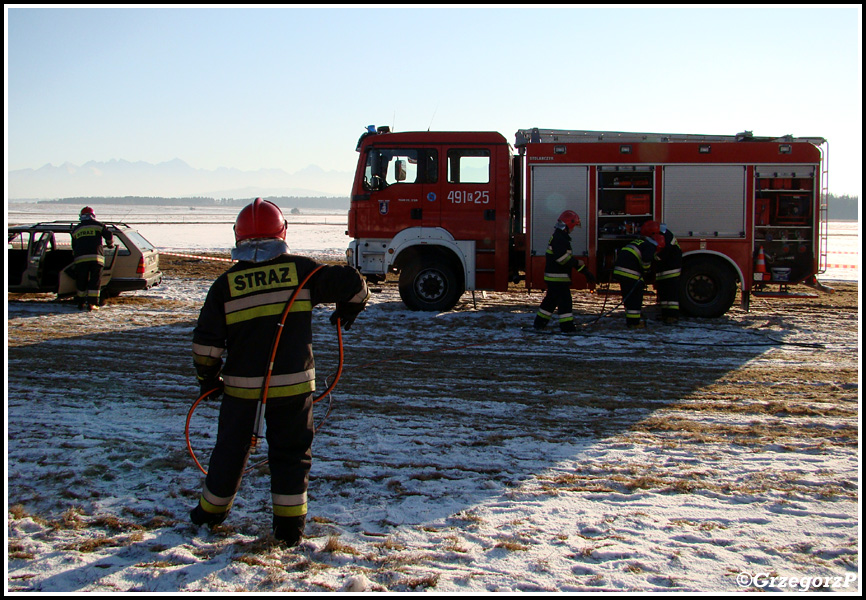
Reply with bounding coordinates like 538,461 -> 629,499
192,254 -> 367,401
544,226 -> 586,283
71,220 -> 113,264
613,238 -> 657,281
656,229 -> 682,281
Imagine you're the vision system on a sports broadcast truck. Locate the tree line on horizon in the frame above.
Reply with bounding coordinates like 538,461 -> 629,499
31,193 -> 859,220
827,194 -> 858,220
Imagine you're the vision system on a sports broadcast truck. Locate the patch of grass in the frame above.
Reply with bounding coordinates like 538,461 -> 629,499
624,561 -> 648,573
493,532 -> 530,552
63,536 -> 119,553
441,534 -> 469,553
8,541 -> 36,560
134,560 -> 183,569
315,473 -> 357,484
8,504 -> 49,526
310,515 -> 335,524
54,507 -> 87,530
451,509 -> 484,526
394,573 -> 439,590
322,535 -> 361,555
494,539 -> 529,552
231,535 -> 277,556
376,537 -> 405,551
233,554 -> 272,567
256,566 -> 289,589
386,479 -> 408,496
290,557 -> 331,573
90,514 -> 145,532
410,471 -> 447,482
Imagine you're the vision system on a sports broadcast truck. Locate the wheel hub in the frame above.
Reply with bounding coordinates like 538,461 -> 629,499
416,270 -> 446,301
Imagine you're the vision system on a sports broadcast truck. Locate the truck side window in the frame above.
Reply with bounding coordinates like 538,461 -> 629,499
447,149 -> 490,184
364,149 -> 438,190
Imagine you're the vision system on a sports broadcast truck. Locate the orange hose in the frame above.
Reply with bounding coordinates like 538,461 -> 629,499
186,265 -> 345,475
257,266 -> 325,422
185,389 -> 216,475
314,316 -> 343,404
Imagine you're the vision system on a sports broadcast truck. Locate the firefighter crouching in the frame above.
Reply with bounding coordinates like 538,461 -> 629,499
71,206 -> 114,311
612,220 -> 665,329
655,223 -> 682,324
190,198 -> 369,546
533,210 -> 596,334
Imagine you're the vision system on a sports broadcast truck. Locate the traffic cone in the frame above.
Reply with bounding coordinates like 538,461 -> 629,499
755,246 -> 768,281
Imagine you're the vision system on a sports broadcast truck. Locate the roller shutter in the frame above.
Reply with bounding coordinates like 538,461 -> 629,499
662,166 -> 745,238
530,165 -> 589,255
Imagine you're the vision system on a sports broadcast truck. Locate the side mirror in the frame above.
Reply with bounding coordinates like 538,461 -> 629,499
394,159 -> 407,182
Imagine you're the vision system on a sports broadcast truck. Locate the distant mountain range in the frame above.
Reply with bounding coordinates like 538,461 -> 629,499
7,159 -> 354,200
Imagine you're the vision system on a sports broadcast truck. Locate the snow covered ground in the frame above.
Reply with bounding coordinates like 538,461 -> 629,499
5,209 -> 861,593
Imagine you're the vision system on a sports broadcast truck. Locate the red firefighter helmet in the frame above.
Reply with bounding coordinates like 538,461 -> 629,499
651,233 -> 666,252
640,220 -> 661,237
80,206 -> 95,218
558,210 -> 581,231
234,198 -> 287,243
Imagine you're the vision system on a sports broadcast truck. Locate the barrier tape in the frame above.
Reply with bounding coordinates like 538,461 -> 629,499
825,264 -> 858,269
160,251 -> 235,263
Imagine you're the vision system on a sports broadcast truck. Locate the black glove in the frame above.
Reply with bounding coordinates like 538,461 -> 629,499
330,301 -> 365,330
582,269 -> 597,284
199,377 -> 224,401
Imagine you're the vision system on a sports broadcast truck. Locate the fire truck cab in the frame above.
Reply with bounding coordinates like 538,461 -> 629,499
347,128 -> 518,311
347,126 -> 827,317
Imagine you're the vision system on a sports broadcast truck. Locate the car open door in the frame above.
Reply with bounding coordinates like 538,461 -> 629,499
19,232 -> 53,292
57,246 -> 118,299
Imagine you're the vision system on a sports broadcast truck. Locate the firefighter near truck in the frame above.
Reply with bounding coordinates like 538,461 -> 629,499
346,127 -> 828,318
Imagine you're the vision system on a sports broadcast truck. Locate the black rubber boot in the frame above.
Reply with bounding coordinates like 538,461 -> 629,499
190,503 -> 228,528
273,515 -> 305,547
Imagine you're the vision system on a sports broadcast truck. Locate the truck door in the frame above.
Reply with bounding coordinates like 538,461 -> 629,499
440,148 -> 497,237
528,165 -> 590,287
358,147 -> 439,236
439,148 -> 503,289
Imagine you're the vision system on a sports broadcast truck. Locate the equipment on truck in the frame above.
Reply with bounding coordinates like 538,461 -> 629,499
347,126 -> 828,317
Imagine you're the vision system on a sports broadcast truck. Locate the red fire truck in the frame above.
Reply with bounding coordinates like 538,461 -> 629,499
346,127 -> 828,317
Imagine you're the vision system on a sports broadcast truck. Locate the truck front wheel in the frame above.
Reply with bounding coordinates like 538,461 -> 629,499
678,259 -> 738,318
398,257 -> 463,312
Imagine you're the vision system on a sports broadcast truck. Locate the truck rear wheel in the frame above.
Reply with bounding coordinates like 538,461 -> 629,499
678,259 -> 738,318
398,257 -> 463,312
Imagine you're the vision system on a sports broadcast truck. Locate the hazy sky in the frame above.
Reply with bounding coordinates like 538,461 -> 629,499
5,5 -> 863,196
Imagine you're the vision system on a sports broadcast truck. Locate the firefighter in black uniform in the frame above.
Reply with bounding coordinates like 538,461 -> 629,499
655,223 -> 682,324
71,206 -> 114,310
533,210 -> 596,333
612,221 -> 664,329
190,198 -> 369,546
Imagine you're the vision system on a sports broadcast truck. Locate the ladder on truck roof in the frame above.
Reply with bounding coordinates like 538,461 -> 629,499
515,128 -> 826,146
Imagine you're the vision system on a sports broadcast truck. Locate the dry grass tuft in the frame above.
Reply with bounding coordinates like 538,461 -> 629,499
394,573 -> 439,590
322,535 -> 361,555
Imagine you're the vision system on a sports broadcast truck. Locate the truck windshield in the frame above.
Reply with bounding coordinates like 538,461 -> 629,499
363,148 -> 437,190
